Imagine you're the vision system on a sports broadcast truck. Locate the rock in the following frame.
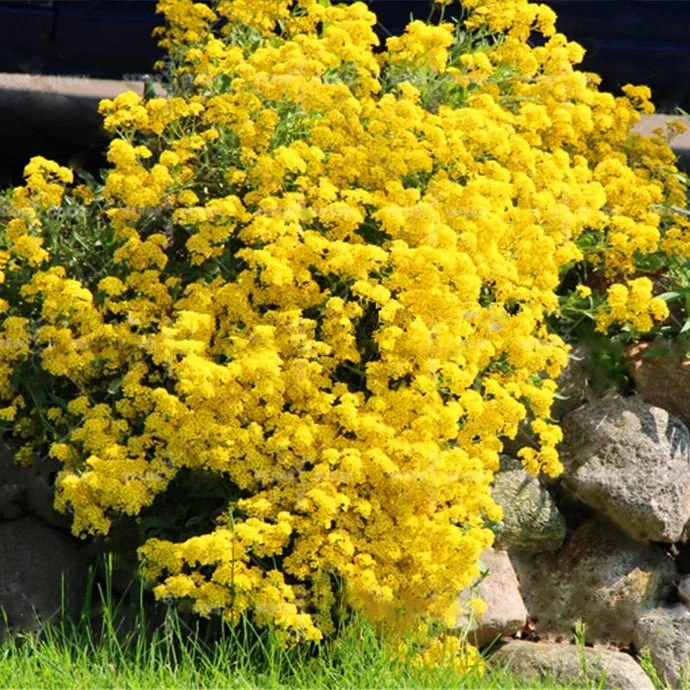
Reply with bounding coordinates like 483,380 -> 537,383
456,548 -> 528,648
0,517 -> 90,638
489,639 -> 655,690
512,518 -> 676,645
552,343 -> 590,420
677,574 -> 690,606
500,419 -> 538,459
633,605 -> 690,689
626,339 -> 690,428
93,516 -> 142,596
26,471 -> 71,529
0,484 -> 26,520
559,395 -> 690,543
0,443 -> 69,529
491,456 -> 566,554
0,440 -> 25,485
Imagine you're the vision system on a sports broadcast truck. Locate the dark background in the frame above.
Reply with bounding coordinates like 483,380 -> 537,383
0,0 -> 689,186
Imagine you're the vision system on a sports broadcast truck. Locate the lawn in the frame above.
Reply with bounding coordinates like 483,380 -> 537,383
0,616 -> 588,690
0,567 -> 600,690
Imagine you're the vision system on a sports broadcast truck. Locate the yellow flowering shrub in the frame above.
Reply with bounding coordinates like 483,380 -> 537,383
0,0 -> 688,656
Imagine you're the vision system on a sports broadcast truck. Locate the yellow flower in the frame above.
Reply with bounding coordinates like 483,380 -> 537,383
1,0 -> 687,650
468,596 -> 487,619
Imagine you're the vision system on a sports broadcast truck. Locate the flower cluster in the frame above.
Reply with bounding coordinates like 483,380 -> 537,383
0,0 -> 687,656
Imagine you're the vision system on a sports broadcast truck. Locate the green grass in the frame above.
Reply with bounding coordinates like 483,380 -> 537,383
0,559 -> 605,690
0,617 -> 588,690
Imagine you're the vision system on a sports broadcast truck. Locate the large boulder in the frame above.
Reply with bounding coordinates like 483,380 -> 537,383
0,484 -> 26,520
512,518 -> 676,645
455,548 -> 528,648
491,456 -> 566,554
633,605 -> 690,689
626,339 -> 690,428
551,343 -> 590,420
0,517 -> 90,637
0,442 -> 29,522
677,573 -> 690,605
0,442 -> 69,529
489,639 -> 654,690
559,395 -> 690,543
26,470 -> 70,529
0,441 -> 24,488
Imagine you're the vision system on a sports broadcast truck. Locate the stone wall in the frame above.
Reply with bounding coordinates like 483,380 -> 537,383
3,340 -> 690,688
465,344 -> 690,688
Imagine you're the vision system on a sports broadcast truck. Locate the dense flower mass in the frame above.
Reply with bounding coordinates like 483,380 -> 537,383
0,0 -> 688,654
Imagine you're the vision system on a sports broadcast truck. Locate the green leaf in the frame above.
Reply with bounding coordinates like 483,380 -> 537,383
656,291 -> 682,302
641,346 -> 672,359
107,377 -> 123,395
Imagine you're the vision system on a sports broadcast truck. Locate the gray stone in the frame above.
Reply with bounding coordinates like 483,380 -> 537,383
511,518 -> 676,645
26,471 -> 70,529
0,517 -> 90,637
626,339 -> 690,429
633,605 -> 690,689
95,517 -> 141,596
0,484 -> 26,520
0,444 -> 69,529
491,456 -> 566,554
559,395 -> 690,543
500,419 -> 538,459
456,548 -> 528,648
552,343 -> 590,420
0,440 -> 25,486
489,639 -> 655,690
677,574 -> 690,606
